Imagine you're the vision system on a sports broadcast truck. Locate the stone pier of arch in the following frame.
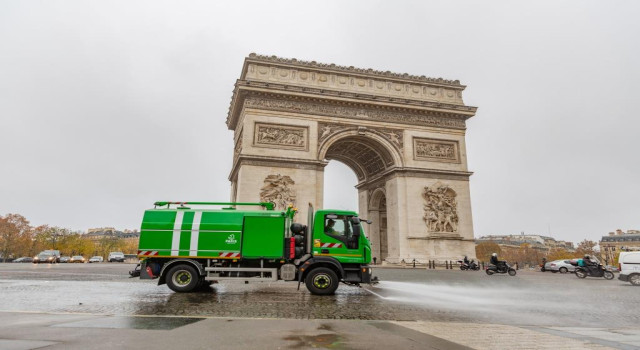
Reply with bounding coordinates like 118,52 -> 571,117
225,54 -> 478,263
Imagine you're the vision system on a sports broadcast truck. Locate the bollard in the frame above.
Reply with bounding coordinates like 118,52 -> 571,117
412,259 -> 416,268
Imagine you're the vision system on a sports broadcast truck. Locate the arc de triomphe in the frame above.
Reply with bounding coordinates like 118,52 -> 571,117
226,54 -> 477,263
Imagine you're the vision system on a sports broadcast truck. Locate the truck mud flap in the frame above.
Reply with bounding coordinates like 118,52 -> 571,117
138,260 -> 156,280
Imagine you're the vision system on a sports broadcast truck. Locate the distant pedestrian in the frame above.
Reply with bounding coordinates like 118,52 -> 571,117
373,257 -> 377,265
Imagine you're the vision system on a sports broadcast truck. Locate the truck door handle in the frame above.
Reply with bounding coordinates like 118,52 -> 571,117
321,249 -> 329,254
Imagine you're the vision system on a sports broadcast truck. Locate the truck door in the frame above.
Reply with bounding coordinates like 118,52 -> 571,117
314,214 -> 363,263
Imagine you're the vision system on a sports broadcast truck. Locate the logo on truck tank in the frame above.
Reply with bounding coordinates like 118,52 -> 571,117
225,234 -> 238,244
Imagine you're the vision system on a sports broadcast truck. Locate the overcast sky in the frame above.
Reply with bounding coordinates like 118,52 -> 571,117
1,1 -> 638,243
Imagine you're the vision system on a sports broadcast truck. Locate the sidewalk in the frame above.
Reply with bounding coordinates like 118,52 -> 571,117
1,311 -> 637,350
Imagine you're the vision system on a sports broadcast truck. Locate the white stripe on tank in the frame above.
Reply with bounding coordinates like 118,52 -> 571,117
171,211 -> 184,256
189,211 -> 202,256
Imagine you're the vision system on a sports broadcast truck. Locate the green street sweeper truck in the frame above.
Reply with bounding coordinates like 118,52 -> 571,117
130,201 -> 377,295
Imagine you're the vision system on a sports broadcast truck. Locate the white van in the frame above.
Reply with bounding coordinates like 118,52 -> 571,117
618,251 -> 640,286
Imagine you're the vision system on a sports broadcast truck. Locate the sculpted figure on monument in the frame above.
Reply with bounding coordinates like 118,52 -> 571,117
422,183 -> 458,233
259,174 -> 296,210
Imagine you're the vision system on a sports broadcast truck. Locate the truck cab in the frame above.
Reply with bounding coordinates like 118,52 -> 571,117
132,202 -> 376,295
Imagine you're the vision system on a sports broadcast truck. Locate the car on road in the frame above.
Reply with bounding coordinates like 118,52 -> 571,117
69,256 -> 85,263
13,257 -> 33,263
108,252 -> 125,262
618,251 -> 640,286
544,259 -> 576,273
59,256 -> 71,263
88,256 -> 103,263
33,252 -> 57,264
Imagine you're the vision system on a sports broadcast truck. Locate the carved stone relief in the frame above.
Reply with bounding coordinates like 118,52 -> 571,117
318,123 -> 344,143
413,137 -> 459,163
244,97 -> 466,130
259,174 -> 296,211
254,122 -> 308,150
234,130 -> 243,156
318,122 -> 404,149
422,182 -> 458,233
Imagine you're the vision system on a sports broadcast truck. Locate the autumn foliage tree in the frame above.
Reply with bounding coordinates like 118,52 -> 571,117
476,242 -> 501,262
1,213 -> 138,260
0,214 -> 33,261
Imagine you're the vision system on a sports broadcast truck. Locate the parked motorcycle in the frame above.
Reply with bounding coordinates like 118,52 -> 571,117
574,264 -> 614,280
485,263 -> 517,276
458,259 -> 480,271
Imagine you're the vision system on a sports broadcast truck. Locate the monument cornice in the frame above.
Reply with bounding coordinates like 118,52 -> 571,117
354,167 -> 473,189
243,53 -> 466,88
227,86 -> 475,131
229,154 -> 327,181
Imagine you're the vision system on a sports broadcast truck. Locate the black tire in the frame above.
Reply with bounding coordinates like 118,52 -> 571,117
541,267 -> 546,272
603,271 -> 614,280
460,266 -> 465,271
485,269 -> 494,275
559,267 -> 568,274
575,269 -> 587,279
305,267 -> 339,295
508,268 -> 517,276
166,264 -> 200,293
629,274 -> 640,286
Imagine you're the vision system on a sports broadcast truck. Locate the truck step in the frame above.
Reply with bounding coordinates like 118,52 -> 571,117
204,267 -> 278,282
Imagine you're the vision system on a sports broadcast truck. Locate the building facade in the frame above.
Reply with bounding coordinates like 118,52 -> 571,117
477,234 -> 574,252
600,229 -> 640,263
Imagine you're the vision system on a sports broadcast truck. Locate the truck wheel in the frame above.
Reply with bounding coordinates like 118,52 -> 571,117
305,267 -> 339,295
630,274 -> 640,286
166,264 -> 200,293
559,267 -> 568,274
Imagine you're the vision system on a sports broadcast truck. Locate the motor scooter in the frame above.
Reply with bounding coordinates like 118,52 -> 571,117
574,264 -> 614,280
485,262 -> 517,276
458,259 -> 480,271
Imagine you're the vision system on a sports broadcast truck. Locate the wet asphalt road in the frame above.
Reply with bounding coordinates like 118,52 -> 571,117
1,263 -> 638,328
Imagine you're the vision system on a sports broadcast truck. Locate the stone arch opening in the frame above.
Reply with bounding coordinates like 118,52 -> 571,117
319,131 -> 401,183
368,188 -> 388,263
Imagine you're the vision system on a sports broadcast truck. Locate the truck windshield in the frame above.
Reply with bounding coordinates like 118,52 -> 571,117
323,215 -> 359,249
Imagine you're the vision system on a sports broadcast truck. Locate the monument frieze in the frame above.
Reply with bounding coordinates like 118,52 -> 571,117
413,137 -> 460,163
244,96 -> 466,130
253,122 -> 308,151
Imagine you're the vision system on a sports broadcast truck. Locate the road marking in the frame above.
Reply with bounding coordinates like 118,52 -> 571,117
171,211 -> 184,256
189,211 -> 202,256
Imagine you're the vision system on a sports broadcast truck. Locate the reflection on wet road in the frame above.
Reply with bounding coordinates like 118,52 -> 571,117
1,263 -> 639,328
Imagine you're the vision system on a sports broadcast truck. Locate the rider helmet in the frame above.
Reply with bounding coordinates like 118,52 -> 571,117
492,253 -> 497,257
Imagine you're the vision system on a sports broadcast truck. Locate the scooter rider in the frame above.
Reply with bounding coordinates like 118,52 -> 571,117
491,253 -> 507,272
583,255 -> 598,275
463,255 -> 470,265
